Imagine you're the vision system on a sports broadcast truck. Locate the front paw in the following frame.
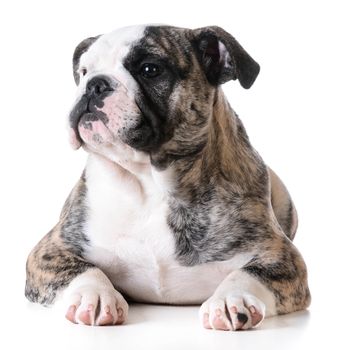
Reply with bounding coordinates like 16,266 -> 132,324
58,268 -> 129,326
199,293 -> 265,331
64,286 -> 128,326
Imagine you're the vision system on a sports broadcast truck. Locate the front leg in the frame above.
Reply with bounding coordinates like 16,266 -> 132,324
25,177 -> 128,326
25,226 -> 128,326
199,234 -> 311,331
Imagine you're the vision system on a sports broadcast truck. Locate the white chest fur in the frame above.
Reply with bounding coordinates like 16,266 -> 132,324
83,154 -> 252,304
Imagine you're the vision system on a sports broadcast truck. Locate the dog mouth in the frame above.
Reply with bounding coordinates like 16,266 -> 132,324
78,112 -> 109,130
68,83 -> 164,153
69,95 -> 111,149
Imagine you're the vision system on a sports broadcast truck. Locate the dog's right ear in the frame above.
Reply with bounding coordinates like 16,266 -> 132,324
72,36 -> 100,85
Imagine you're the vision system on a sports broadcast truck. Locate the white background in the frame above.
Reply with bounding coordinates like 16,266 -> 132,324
0,0 -> 346,349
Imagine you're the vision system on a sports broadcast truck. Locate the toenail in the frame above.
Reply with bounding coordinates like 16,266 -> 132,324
230,306 -> 237,314
215,309 -> 222,317
67,305 -> 76,313
249,306 -> 256,314
65,305 -> 77,323
237,312 -> 248,324
117,308 -> 123,317
105,305 -> 111,314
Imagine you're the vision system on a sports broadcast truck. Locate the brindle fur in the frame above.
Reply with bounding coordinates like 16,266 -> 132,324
165,89 -> 310,312
25,25 -> 310,314
25,177 -> 94,305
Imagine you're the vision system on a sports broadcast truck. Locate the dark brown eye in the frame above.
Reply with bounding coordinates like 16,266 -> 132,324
141,63 -> 161,78
81,67 -> 87,76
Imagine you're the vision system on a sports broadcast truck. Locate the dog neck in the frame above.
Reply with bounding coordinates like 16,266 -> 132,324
165,88 -> 269,200
206,89 -> 259,185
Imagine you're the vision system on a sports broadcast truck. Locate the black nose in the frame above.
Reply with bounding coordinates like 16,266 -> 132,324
86,76 -> 112,98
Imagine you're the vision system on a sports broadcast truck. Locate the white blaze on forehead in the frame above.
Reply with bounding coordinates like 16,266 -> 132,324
80,25 -> 146,66
79,25 -> 147,93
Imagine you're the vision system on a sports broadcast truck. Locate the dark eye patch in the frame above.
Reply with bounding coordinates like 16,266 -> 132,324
119,26 -> 196,154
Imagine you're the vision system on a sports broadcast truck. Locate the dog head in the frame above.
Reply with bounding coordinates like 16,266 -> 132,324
69,25 -> 260,168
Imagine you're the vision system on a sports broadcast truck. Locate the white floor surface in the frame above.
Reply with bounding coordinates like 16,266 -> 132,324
1,297 -> 342,350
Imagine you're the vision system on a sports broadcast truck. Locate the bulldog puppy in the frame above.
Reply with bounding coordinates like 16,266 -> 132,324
25,25 -> 310,330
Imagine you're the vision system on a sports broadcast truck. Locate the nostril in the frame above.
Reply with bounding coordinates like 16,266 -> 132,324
94,84 -> 101,95
86,77 -> 112,98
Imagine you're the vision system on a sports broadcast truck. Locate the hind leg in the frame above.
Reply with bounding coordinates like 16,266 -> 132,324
269,167 -> 298,240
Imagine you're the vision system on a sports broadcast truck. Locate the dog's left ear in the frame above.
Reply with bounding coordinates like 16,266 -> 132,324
192,26 -> 260,89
